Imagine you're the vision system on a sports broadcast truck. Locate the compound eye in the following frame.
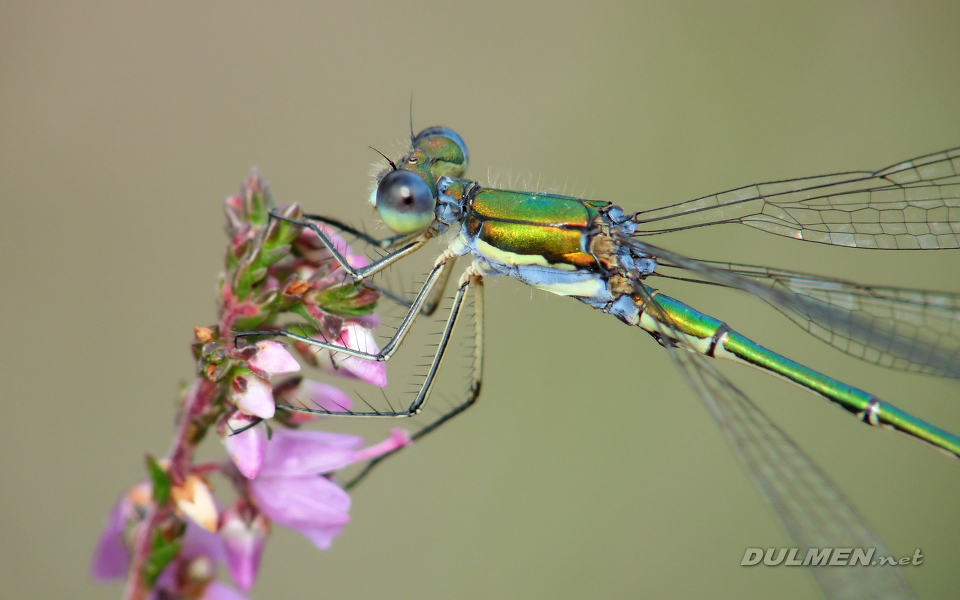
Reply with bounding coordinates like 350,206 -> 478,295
375,169 -> 435,234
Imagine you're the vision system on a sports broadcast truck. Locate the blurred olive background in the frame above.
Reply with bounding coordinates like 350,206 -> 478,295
2,1 -> 960,599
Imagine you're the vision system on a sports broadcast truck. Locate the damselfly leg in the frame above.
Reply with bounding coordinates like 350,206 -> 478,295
235,209 -> 486,482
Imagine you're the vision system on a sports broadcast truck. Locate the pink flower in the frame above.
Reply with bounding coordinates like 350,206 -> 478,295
311,322 -> 387,387
220,412 -> 267,479
249,428 -> 411,550
248,341 -> 300,377
90,482 -> 151,581
91,485 -> 248,598
230,374 -> 275,419
219,505 -> 269,592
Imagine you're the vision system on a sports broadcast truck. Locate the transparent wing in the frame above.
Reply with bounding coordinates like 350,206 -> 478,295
633,147 -> 960,249
625,237 -> 960,379
635,287 -> 917,600
655,261 -> 960,376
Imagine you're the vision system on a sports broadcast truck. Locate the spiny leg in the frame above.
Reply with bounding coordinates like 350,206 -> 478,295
280,210 -> 454,316
344,270 -> 485,489
273,265 -> 479,419
420,256 -> 456,316
300,212 -> 410,251
270,209 -> 430,281
237,246 -> 462,363
361,254 -> 456,318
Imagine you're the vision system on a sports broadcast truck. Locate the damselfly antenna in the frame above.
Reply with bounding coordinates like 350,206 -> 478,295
409,95 -> 415,143
368,146 -> 397,170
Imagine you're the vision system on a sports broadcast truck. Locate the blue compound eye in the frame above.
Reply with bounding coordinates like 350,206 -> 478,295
375,169 -> 435,234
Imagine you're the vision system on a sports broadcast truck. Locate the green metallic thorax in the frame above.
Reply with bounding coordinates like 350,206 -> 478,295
459,185 -> 610,269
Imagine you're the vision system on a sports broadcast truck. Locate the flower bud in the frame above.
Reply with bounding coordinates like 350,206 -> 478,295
230,374 -> 276,419
247,341 -> 300,377
311,322 -> 387,387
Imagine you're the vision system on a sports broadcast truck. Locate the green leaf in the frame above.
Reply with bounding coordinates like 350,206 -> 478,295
316,283 -> 379,316
259,243 -> 291,267
265,216 -> 301,248
146,455 -> 171,506
232,311 -> 273,332
247,187 -> 269,227
233,257 -> 270,300
142,525 -> 184,587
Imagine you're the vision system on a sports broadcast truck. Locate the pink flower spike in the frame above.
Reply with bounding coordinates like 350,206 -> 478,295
221,413 -> 267,479
231,374 -> 276,419
219,506 -> 269,592
248,341 -> 300,377
352,428 -> 413,463
320,322 -> 387,387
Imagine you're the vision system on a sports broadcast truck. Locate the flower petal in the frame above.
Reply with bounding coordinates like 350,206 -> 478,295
332,322 -> 387,387
231,375 -> 276,419
336,356 -> 387,387
352,428 -> 413,463
180,521 -> 226,563
89,495 -> 133,580
296,523 -> 349,551
350,313 -> 381,329
300,379 -> 352,414
221,414 -> 267,479
249,474 -> 350,534
220,507 -> 268,592
259,429 -> 362,477
248,341 -> 300,377
201,581 -> 249,600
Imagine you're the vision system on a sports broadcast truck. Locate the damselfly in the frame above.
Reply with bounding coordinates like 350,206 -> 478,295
241,127 -> 959,600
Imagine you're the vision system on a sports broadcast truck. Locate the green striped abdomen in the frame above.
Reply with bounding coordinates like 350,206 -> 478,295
634,289 -> 960,459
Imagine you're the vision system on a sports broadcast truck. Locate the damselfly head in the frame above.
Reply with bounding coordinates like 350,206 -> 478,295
371,127 -> 469,234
